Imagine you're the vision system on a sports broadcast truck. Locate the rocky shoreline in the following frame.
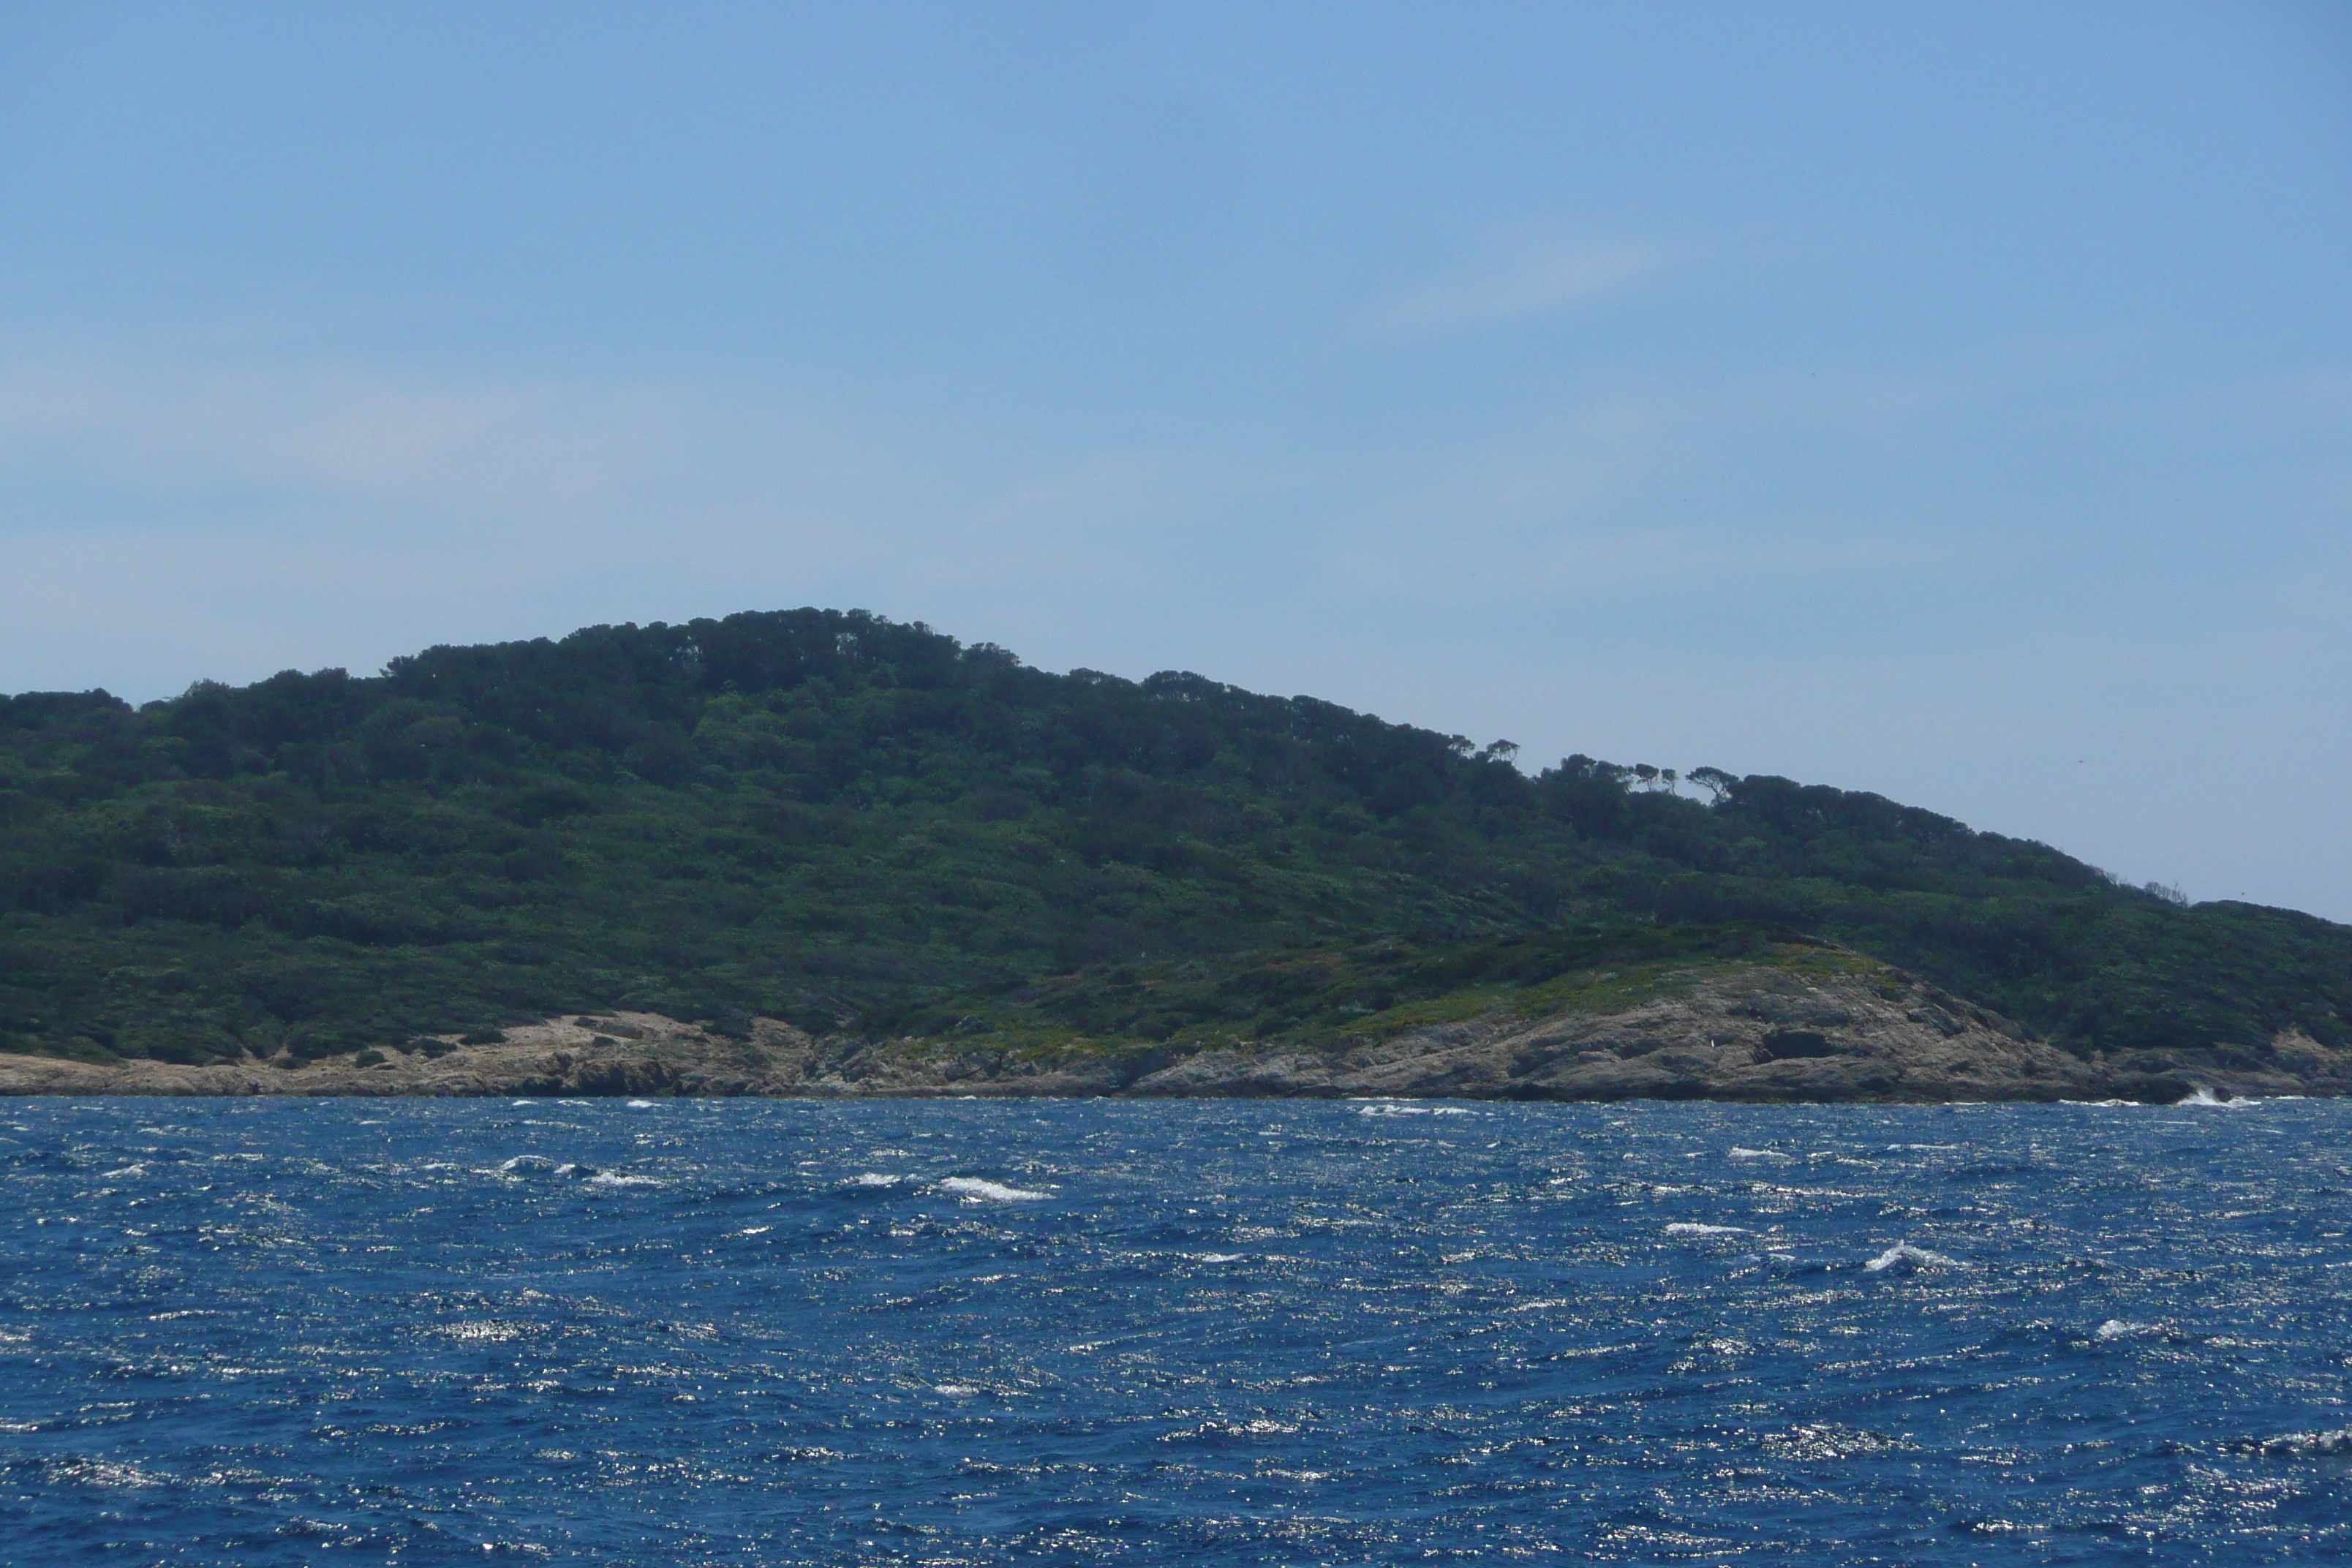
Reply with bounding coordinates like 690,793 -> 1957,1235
4,962 -> 2343,1103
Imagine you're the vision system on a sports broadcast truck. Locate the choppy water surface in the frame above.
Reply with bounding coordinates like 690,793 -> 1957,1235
3,1096 -> 2349,1565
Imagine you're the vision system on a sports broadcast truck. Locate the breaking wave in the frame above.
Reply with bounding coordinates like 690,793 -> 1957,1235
938,1176 -> 1049,1202
1864,1242 -> 1963,1272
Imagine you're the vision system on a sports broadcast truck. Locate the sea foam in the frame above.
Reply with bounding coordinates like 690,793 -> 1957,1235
1864,1242 -> 1963,1272
938,1177 -> 1049,1202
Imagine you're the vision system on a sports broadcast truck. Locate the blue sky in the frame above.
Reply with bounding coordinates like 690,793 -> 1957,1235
2,2 -> 2348,917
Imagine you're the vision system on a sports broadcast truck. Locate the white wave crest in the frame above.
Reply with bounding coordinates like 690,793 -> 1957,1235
938,1177 -> 1048,1202
1727,1147 -> 1792,1161
442,1320 -> 524,1342
932,1383 -> 979,1396
2095,1319 -> 2160,1340
853,1172 -> 902,1187
44,1458 -> 167,1488
626,1099 -> 657,1109
1665,1221 -> 1750,1236
1864,1242 -> 1963,1272
1164,1417 -> 1299,1440
587,1171 -> 660,1188
2257,1428 -> 2352,1456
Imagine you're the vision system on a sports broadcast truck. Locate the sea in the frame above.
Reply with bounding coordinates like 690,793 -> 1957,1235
1,1094 -> 2347,1566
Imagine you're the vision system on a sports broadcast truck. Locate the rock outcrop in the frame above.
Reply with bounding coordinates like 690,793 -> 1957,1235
5,960 -> 2345,1102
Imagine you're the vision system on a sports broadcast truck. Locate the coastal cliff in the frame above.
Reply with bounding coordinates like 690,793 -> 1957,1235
11,957 -> 2343,1102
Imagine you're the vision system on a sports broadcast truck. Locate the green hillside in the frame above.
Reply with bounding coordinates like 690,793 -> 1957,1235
1,608 -> 2344,1066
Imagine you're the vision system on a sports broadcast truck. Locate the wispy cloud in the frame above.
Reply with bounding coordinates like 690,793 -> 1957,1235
1361,238 -> 1659,339
0,350 -> 726,516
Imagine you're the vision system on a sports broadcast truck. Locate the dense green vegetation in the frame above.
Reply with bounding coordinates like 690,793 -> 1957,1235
1,608 -> 2344,1066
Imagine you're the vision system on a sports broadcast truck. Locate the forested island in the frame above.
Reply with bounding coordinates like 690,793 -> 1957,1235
2,608 -> 2345,1100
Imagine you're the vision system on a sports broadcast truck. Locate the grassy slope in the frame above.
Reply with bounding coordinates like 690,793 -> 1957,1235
905,927 -> 1889,1062
1,608 -> 2343,1065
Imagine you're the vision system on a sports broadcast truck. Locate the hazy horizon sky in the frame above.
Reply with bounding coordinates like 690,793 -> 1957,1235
3,3 -> 2348,918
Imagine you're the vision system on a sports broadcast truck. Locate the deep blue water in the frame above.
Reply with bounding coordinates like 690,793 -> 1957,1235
2,1096 -> 2349,1565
